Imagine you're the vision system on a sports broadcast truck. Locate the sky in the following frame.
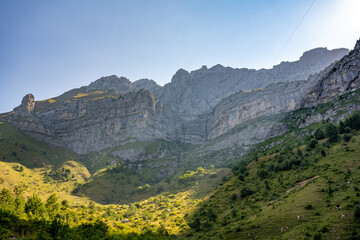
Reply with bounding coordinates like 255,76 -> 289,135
0,0 -> 360,113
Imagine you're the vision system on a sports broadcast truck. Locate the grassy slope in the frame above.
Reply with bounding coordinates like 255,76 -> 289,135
182,126 -> 360,239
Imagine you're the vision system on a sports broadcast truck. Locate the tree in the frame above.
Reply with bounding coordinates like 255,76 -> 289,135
13,183 -> 27,198
25,193 -> 45,219
0,188 -> 15,212
344,112 -> 360,130
315,129 -> 325,140
46,193 -> 60,219
338,121 -> 346,134
326,124 -> 339,143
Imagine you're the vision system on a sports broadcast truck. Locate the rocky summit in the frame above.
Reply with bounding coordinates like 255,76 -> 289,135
0,46 -> 352,154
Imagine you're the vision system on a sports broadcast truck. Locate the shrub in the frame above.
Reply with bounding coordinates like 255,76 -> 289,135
326,123 -> 339,143
257,169 -> 269,180
240,186 -> 255,198
307,138 -> 318,149
343,133 -> 352,142
304,204 -> 314,210
238,174 -> 245,181
231,193 -> 237,200
315,129 -> 325,140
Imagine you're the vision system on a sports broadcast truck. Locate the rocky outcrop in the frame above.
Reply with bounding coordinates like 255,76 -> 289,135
301,40 -> 360,107
13,94 -> 36,116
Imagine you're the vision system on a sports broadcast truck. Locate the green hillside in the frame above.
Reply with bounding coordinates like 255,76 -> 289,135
1,95 -> 360,239
183,113 -> 360,239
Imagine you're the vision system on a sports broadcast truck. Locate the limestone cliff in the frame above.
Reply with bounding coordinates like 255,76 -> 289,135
301,40 -> 360,107
0,46 -> 354,154
35,90 -> 176,154
157,48 -> 348,116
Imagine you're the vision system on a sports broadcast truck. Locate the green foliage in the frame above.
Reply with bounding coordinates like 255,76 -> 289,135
240,186 -> 256,198
46,167 -> 75,181
325,123 -> 339,143
231,193 -> 237,200
178,167 -> 207,184
25,193 -> 45,219
0,188 -> 15,212
315,128 -> 325,140
343,133 -> 352,142
307,138 -> 318,149
343,111 -> 360,130
45,193 -> 60,219
304,204 -> 314,210
257,168 -> 269,180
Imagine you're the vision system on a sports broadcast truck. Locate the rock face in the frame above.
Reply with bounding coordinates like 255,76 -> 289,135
35,90 -> 177,153
207,81 -> 307,139
157,48 -> 348,116
301,40 -> 360,107
1,45 -> 355,154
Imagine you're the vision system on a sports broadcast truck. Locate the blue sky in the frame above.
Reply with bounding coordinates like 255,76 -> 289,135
1,0 -> 360,113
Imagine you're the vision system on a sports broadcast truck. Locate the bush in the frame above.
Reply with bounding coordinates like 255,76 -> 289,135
343,133 -> 352,142
231,193 -> 237,200
240,186 -> 255,198
315,129 -> 325,140
238,174 -> 245,181
304,204 -> 314,210
257,169 -> 269,180
326,124 -> 339,143
307,138 -> 318,149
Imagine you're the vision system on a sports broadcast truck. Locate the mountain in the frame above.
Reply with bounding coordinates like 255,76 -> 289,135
0,47 -> 348,154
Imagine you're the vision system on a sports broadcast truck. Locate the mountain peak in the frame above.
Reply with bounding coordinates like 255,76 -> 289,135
85,75 -> 132,93
171,69 -> 190,85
